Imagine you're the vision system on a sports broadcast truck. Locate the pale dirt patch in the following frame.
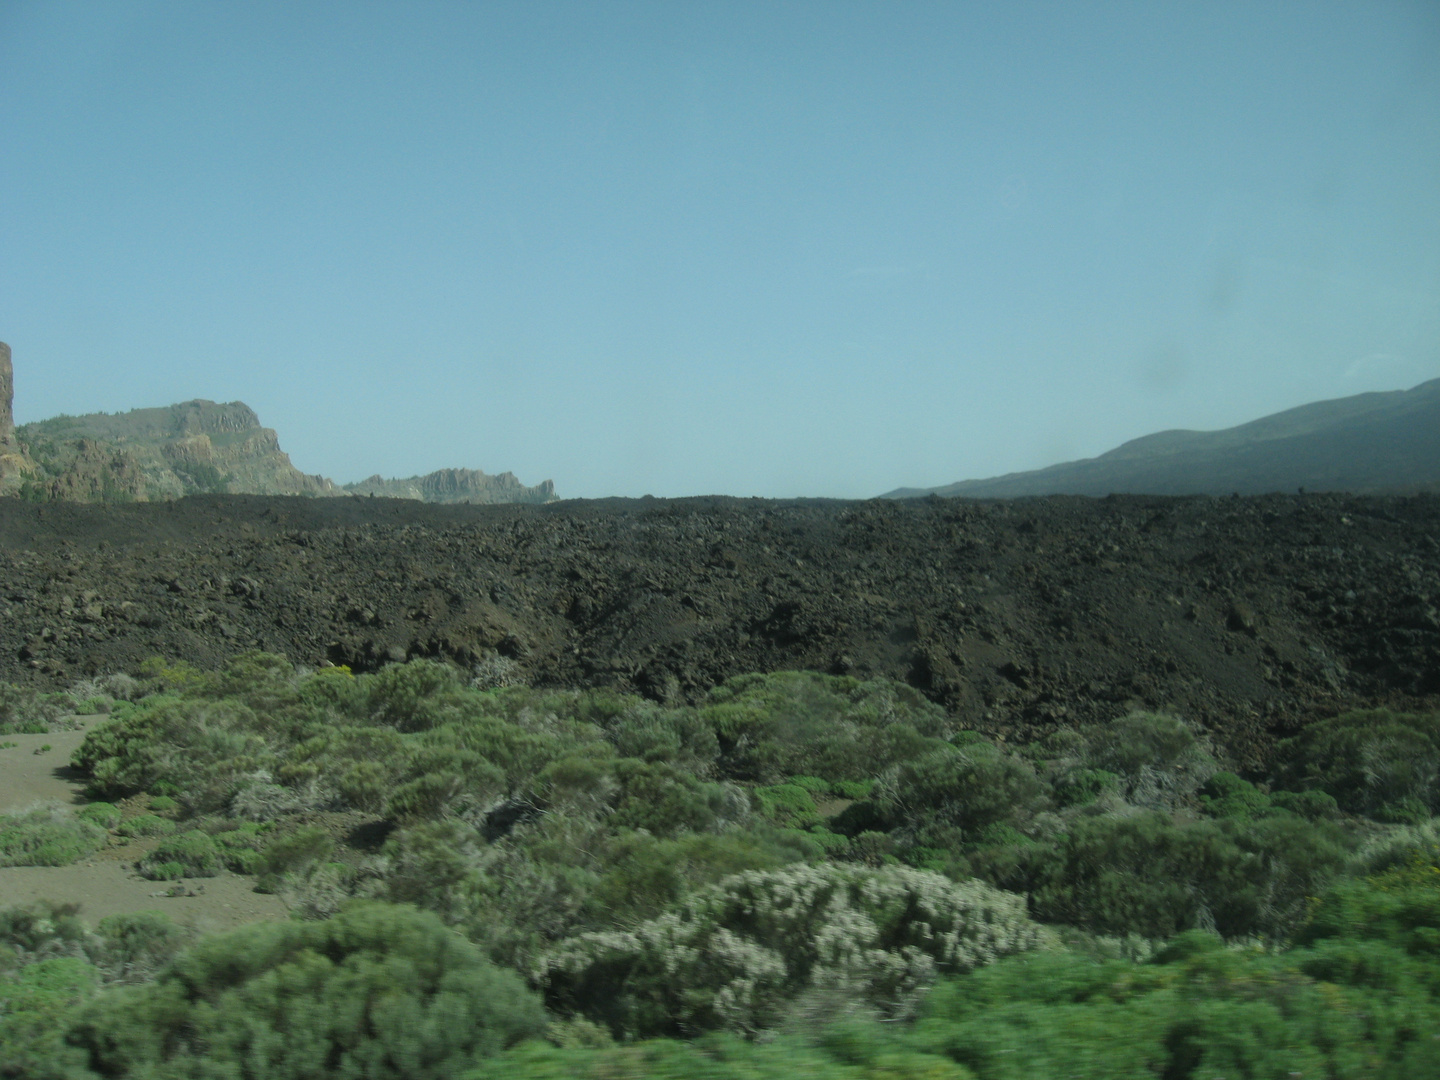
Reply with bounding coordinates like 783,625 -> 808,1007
0,864 -> 289,932
0,714 -> 103,813
0,713 -> 289,931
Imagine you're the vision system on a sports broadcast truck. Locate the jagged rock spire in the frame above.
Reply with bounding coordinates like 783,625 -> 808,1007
0,340 -> 35,488
0,341 -> 13,443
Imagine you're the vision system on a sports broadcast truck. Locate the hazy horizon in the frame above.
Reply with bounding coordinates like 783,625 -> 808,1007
3,1 -> 1437,498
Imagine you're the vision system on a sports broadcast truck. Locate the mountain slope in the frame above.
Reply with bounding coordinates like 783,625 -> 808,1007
15,400 -> 336,500
887,379 -> 1440,499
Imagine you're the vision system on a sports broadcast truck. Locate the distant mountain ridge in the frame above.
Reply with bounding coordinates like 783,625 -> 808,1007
343,469 -> 556,504
0,342 -> 558,505
886,379 -> 1440,500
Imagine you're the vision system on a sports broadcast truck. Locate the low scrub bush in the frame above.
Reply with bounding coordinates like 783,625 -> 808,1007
698,671 -> 953,783
115,814 -> 175,839
1198,771 -> 1272,819
754,782 -> 823,828
909,933 -> 1440,1080
256,825 -> 334,879
138,830 -> 222,880
543,863 -> 1047,1038
0,807 -> 106,867
1030,811 -> 1349,940
0,683 -> 71,735
1278,708 -> 1440,821
468,1026 -> 975,1079
1080,711 -> 1216,810
209,820 -> 273,874
882,742 -> 1048,835
609,760 -> 752,837
61,901 -> 547,1079
75,803 -> 121,829
72,694 -> 276,811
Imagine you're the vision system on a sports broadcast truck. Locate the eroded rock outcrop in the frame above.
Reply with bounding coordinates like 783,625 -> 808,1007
342,468 -> 557,504
0,342 -> 36,488
15,398 -> 336,499
2,347 -> 553,505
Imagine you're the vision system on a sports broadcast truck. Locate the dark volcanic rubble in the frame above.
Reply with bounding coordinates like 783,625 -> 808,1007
1,492 -> 1437,766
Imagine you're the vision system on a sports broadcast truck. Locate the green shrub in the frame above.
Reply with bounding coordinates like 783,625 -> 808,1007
88,911 -> 190,985
135,656 -> 216,696
0,807 -> 106,866
1030,811 -> 1348,940
609,761 -> 751,837
72,694 -> 275,810
386,769 -> 473,823
1270,788 -> 1338,820
607,704 -> 720,770
468,1028 -> 975,1079
210,820 -> 274,874
64,902 -> 548,1078
585,829 -> 809,926
1278,708 -> 1440,821
75,802 -> 121,829
146,795 -> 178,813
0,957 -> 99,1077
366,658 -> 465,731
908,940 -> 1440,1080
543,863 -> 1047,1038
536,755 -> 619,818
828,778 -> 876,800
1081,711 -> 1215,810
1051,767 -> 1120,808
1198,772 -> 1271,819
138,830 -> 221,880
0,684 -> 70,735
116,814 -> 175,839
755,783 -> 823,828
257,826 -> 334,878
698,671 -> 952,783
375,820 -> 490,922
883,743 -> 1047,834
0,900 -> 89,959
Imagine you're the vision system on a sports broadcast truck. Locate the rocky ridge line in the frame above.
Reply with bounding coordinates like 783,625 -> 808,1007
1,344 -> 555,504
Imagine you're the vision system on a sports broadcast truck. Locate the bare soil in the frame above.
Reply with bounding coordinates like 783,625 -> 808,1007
0,713 -> 287,930
2,492 -> 1437,769
0,716 -> 100,812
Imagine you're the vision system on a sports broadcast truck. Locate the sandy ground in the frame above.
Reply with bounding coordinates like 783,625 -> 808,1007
1,714 -> 289,931
0,715 -> 102,812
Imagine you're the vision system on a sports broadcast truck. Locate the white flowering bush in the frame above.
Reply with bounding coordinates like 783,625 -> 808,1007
542,862 -> 1048,1037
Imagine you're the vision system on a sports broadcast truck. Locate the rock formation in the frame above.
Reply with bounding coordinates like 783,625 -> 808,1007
2,345 -> 556,505
0,341 -> 13,440
342,468 -> 557,504
15,399 -> 336,500
0,341 -> 36,488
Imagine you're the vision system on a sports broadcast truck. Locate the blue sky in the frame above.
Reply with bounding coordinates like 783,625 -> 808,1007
2,1 -> 1437,498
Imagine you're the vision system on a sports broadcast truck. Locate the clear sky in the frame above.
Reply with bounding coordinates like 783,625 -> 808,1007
2,1 -> 1437,498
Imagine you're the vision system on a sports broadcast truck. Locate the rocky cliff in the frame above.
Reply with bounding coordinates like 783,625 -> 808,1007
1,345 -> 557,505
0,342 -> 36,489
15,398 -> 335,501
342,468 -> 557,504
